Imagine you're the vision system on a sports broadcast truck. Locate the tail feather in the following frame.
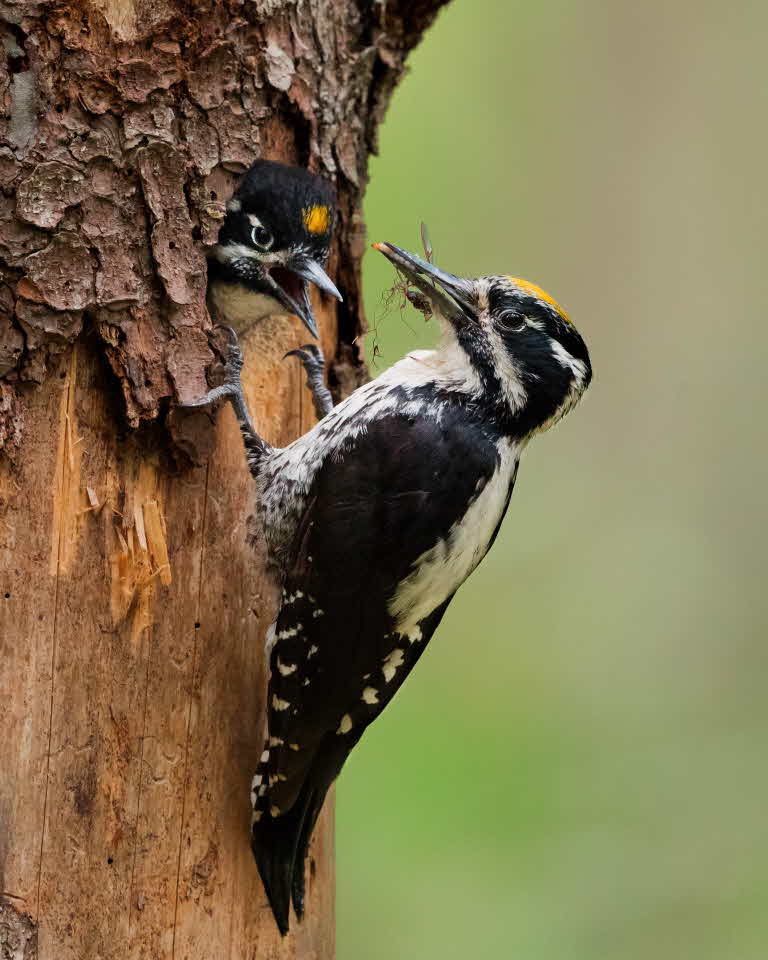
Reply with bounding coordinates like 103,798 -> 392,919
251,782 -> 316,936
291,788 -> 325,919
251,734 -> 357,934
287,734 -> 360,919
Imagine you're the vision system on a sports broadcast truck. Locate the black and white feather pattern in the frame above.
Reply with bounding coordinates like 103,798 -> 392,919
238,266 -> 592,935
249,351 -> 521,930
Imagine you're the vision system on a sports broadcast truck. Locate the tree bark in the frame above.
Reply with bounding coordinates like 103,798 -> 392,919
0,0 -> 448,956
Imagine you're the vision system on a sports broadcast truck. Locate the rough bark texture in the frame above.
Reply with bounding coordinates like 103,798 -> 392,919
0,0 -> 448,956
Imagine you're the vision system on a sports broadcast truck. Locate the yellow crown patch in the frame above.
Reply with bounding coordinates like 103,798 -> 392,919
302,205 -> 331,235
508,277 -> 572,324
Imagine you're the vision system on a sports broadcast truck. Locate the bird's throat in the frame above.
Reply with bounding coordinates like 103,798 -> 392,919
208,280 -> 283,334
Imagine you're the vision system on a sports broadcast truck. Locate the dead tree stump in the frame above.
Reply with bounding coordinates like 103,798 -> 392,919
0,0 -> 448,956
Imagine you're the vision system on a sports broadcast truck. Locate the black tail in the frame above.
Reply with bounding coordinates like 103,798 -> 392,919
251,777 -> 327,936
290,785 -> 326,920
251,736 -> 356,934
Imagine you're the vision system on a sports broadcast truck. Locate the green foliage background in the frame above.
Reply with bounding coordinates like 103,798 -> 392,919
337,1 -> 768,956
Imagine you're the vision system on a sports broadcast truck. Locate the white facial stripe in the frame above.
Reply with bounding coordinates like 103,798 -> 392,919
550,339 -> 587,382
475,278 -> 490,313
247,214 -> 263,227
528,341 -> 589,434
483,322 -> 528,412
213,242 -> 259,263
226,198 -> 241,212
213,242 -> 284,266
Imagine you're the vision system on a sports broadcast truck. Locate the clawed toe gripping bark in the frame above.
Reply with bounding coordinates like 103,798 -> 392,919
284,344 -> 334,420
184,326 -> 270,475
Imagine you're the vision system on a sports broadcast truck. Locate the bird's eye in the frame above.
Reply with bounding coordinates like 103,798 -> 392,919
498,311 -> 527,333
251,224 -> 274,250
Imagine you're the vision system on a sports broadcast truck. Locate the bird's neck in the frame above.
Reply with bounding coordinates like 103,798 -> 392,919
382,341 -> 484,397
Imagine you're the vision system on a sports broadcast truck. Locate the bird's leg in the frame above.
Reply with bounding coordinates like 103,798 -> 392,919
284,343 -> 334,420
182,325 -> 269,474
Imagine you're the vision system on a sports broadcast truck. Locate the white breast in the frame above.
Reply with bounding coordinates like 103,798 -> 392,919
389,437 -> 520,636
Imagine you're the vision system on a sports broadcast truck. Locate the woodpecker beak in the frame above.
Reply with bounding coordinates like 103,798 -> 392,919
265,258 -> 342,339
373,242 -> 476,325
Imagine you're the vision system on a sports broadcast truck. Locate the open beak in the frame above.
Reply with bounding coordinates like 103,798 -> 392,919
265,257 -> 342,339
373,242 -> 476,325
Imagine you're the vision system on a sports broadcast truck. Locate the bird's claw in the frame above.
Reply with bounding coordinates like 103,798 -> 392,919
284,343 -> 333,420
283,343 -> 325,369
181,325 -> 246,409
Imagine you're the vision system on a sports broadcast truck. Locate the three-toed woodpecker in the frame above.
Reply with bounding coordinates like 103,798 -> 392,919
208,159 -> 341,337
187,241 -> 592,935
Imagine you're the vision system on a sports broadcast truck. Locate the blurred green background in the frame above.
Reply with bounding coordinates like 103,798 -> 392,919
336,1 -> 768,957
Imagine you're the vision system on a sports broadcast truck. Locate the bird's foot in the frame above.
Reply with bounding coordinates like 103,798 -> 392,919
183,325 -> 246,410
181,326 -> 263,461
284,343 -> 334,420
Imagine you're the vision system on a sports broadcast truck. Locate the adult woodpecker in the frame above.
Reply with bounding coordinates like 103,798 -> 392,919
186,242 -> 592,935
208,159 -> 342,338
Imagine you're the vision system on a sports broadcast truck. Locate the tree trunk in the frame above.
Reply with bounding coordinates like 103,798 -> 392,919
0,1 -> 447,956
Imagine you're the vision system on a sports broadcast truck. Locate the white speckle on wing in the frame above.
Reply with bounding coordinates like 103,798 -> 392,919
277,658 -> 297,676
308,644 -> 318,657
337,714 -> 353,734
362,687 -> 379,704
252,810 -> 262,823
290,743 -> 300,751
269,736 -> 284,747
283,590 -> 305,605
312,608 -> 325,618
382,648 -> 404,682
277,624 -> 303,641
270,805 -> 281,817
272,695 -> 290,711
260,750 -> 269,763
252,773 -> 262,788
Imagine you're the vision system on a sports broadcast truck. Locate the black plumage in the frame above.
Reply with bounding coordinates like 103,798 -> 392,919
188,239 -> 592,936
251,412 -> 506,930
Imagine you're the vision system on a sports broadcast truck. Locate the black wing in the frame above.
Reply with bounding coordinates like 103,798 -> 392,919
251,411 -> 503,931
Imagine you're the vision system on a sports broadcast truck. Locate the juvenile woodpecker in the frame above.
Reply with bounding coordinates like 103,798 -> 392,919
187,242 -> 592,935
208,159 -> 342,338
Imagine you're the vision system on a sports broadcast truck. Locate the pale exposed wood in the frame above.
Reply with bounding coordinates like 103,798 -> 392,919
0,322 -> 333,959
0,0 -> 450,955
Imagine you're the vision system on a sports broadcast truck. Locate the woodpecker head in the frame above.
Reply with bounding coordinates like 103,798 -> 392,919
211,160 -> 342,337
375,242 -> 592,437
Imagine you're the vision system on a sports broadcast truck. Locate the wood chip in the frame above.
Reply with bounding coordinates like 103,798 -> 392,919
134,502 -> 147,551
143,499 -> 172,586
115,527 -> 129,555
